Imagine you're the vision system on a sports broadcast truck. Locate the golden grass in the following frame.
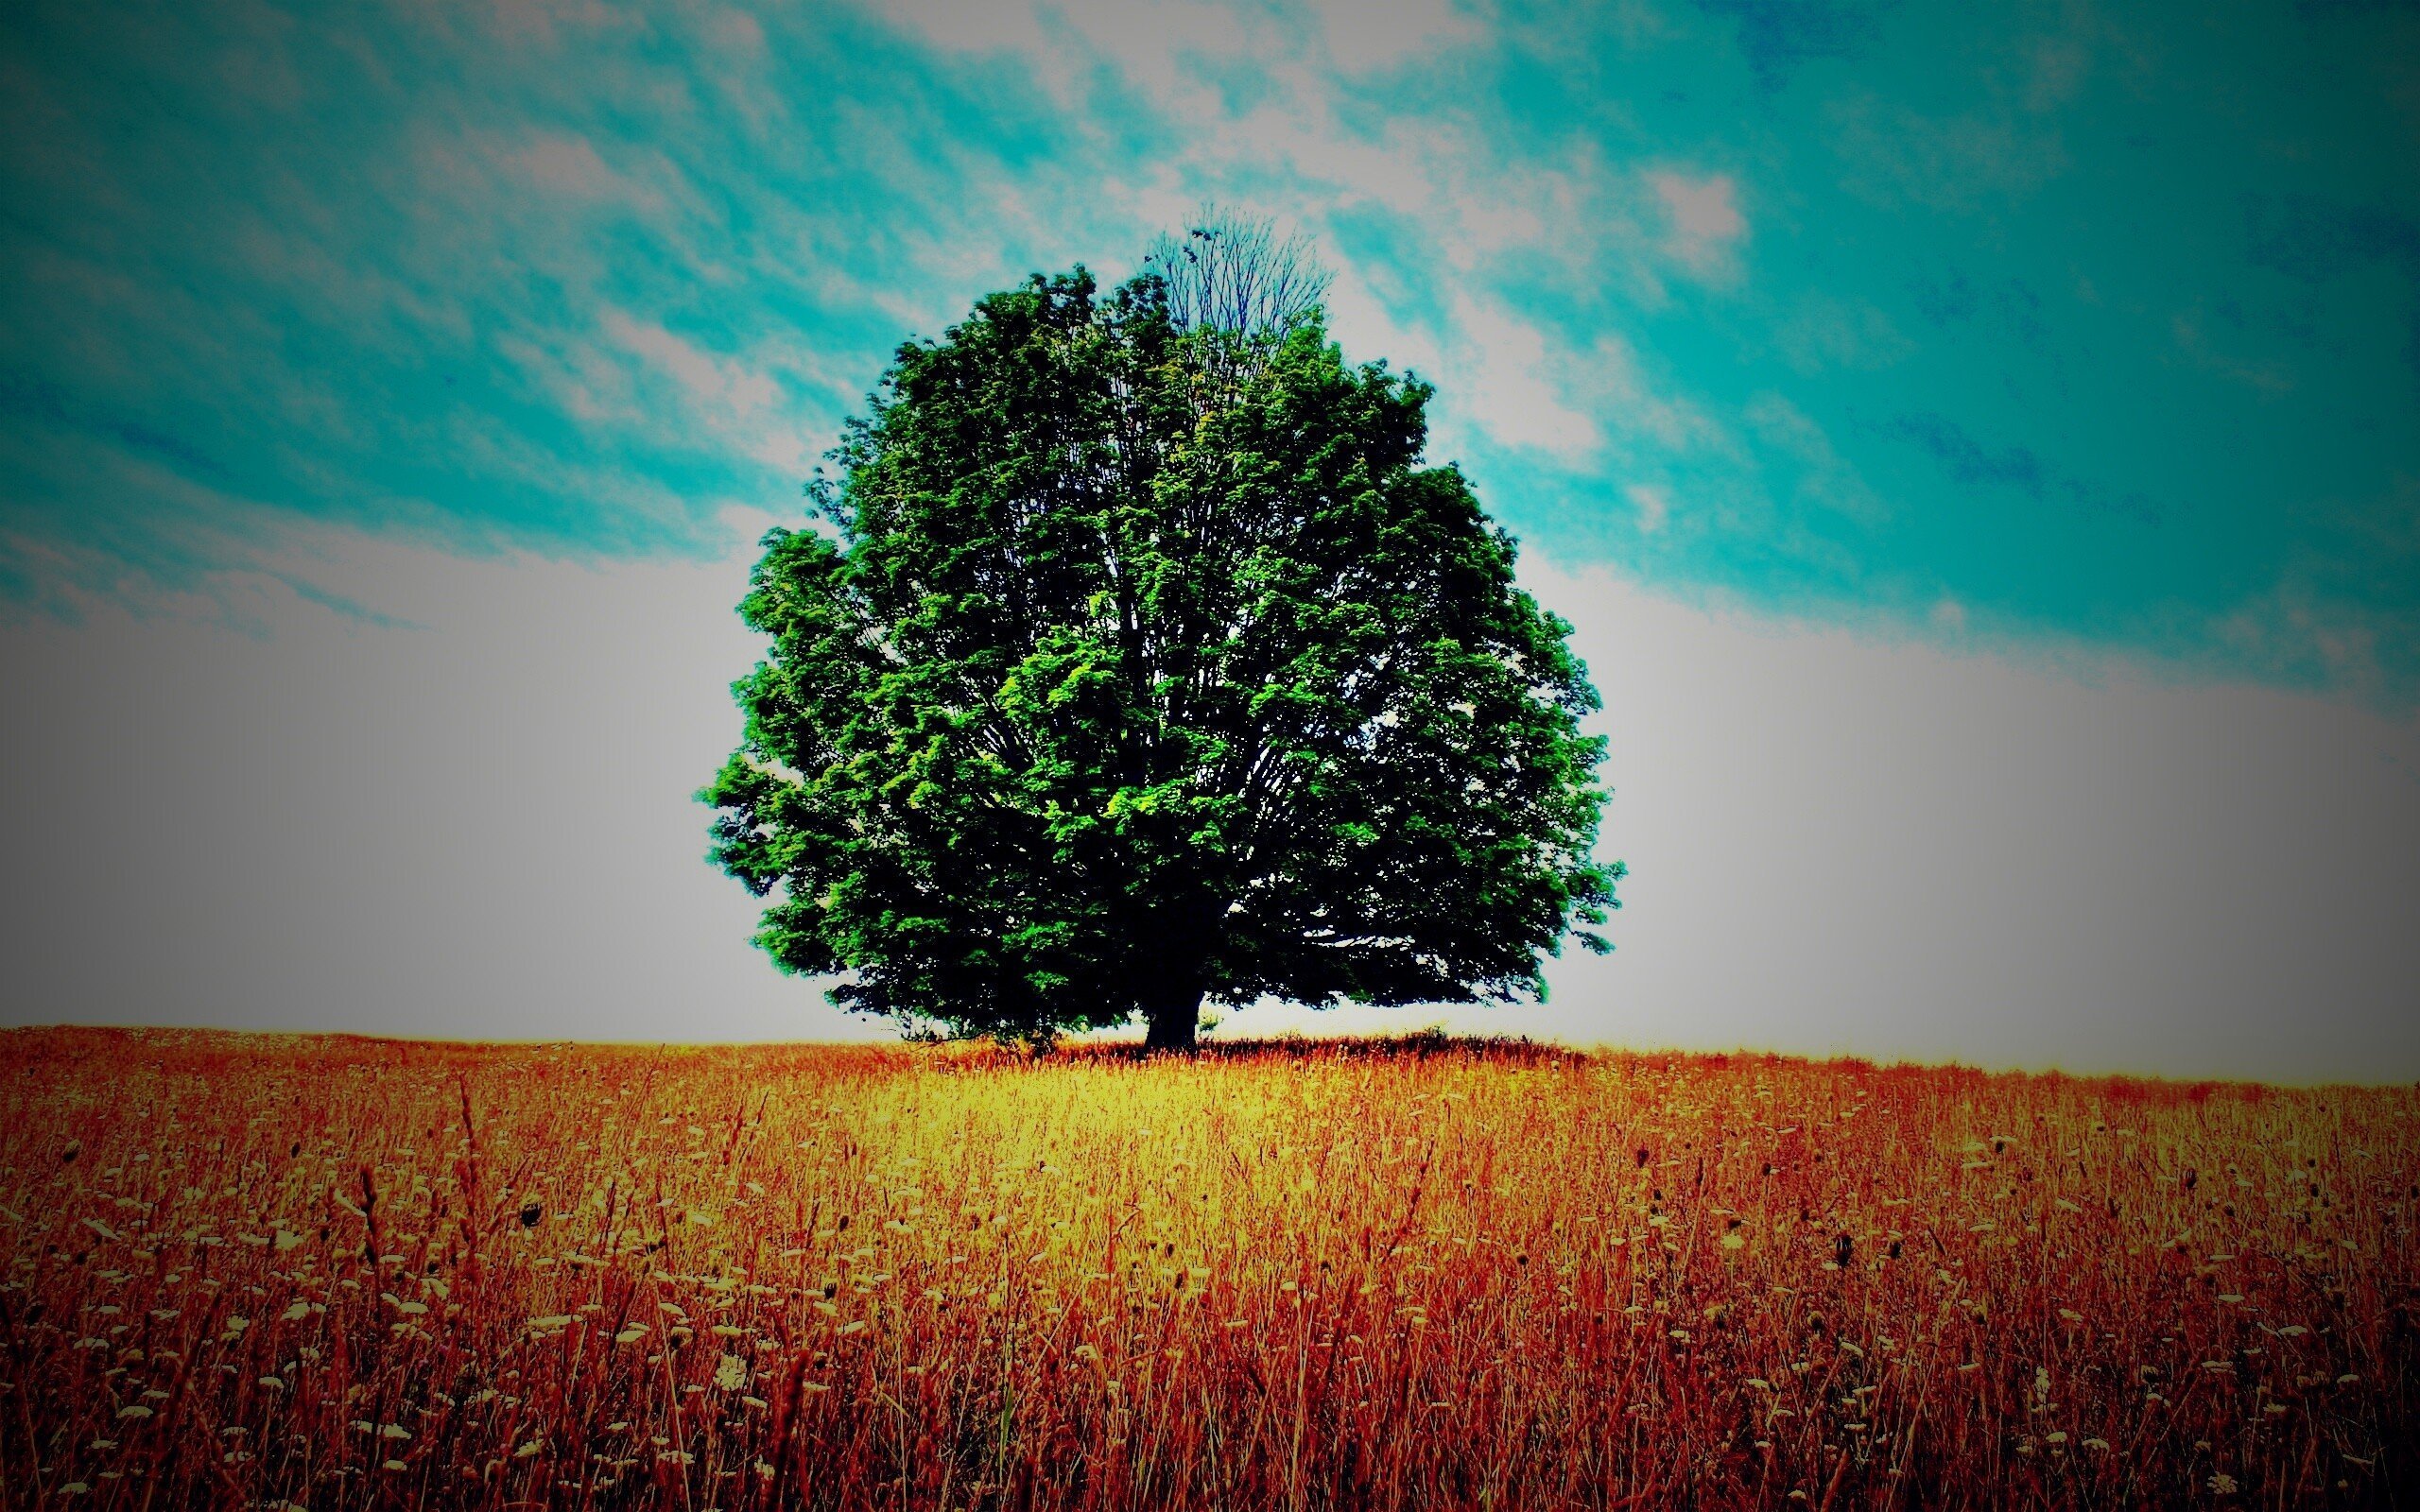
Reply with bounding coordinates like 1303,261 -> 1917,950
0,1026 -> 2412,1509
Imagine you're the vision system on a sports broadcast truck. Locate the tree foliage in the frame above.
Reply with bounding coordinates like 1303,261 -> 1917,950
703,240 -> 1619,1048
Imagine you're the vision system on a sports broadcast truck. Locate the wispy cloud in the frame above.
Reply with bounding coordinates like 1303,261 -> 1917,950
1626,482 -> 1672,532
1,0 -> 2416,701
1647,169 -> 1748,276
1449,293 -> 1602,458
1827,94 -> 2070,212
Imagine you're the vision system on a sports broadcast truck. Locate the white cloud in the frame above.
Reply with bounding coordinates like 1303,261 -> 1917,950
509,131 -> 664,206
875,0 -> 1277,113
876,0 -> 1054,55
884,0 -> 1472,95
2210,572 -> 2407,705
1447,292 -> 1601,458
1773,293 -> 1915,373
1322,261 -> 1448,377
595,311 -> 826,472
1827,94 -> 2068,211
0,526 -> 884,1044
1625,482 -> 1670,532
1590,330 -> 1723,455
834,0 -> 1683,464
1318,0 -> 1479,74
9,538 -> 2417,1082
1742,391 -> 1884,522
1646,169 -> 1747,275
1240,558 -> 2420,1082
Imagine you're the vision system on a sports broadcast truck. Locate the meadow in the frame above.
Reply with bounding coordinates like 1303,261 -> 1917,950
0,1028 -> 2411,1510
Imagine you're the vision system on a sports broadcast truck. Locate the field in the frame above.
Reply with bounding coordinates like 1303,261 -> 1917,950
0,1029 -> 2412,1510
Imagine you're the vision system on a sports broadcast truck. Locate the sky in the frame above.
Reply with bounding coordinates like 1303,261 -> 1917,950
2,0 -> 2417,1078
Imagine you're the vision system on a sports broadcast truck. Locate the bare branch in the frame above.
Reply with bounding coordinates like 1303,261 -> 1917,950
1142,204 -> 1333,341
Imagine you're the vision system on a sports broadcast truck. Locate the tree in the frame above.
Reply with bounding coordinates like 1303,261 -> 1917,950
701,228 -> 1620,1051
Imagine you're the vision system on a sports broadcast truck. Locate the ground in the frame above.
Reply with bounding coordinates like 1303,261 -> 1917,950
0,1028 -> 2412,1508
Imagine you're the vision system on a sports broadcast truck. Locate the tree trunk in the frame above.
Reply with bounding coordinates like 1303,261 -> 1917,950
1142,983 -> 1204,1053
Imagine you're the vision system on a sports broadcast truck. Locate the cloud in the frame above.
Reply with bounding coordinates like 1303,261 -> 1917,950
500,130 -> 668,209
15,534 -> 2415,1082
0,522 -> 889,1043
1828,94 -> 2069,211
875,0 -> 1056,57
1772,292 -> 1913,372
1445,293 -> 1603,458
1744,393 -> 1882,522
2169,309 -> 2296,395
597,311 -> 819,471
602,314 -> 777,413
2023,29 -> 2095,112
1591,331 -> 1726,454
1626,482 -> 1672,532
1647,169 -> 1748,275
1318,0 -> 1479,73
3,0 -> 2417,709
2209,568 -> 2417,707
1505,557 -> 2420,1080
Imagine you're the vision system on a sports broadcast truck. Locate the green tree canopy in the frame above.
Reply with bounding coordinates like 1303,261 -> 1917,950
703,240 -> 1618,1049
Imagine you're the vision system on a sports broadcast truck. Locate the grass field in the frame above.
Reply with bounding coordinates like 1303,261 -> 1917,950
0,1028 -> 2412,1509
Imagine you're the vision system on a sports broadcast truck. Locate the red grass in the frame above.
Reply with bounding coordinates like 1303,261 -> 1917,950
0,1027 -> 2411,1509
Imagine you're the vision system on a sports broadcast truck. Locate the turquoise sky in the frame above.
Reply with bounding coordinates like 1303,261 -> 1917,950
4,0 -> 2418,701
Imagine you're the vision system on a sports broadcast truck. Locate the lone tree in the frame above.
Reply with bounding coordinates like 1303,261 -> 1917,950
703,217 -> 1619,1050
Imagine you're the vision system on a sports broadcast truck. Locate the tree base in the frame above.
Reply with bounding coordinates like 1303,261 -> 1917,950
1143,997 -> 1201,1054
